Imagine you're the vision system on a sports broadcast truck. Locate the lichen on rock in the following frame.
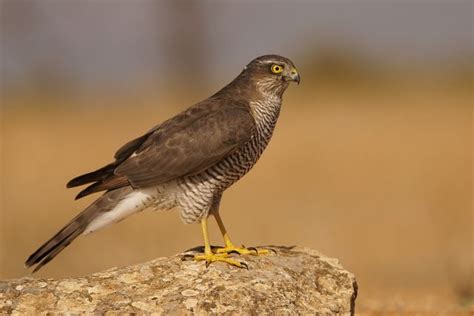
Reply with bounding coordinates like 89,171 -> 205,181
0,246 -> 357,314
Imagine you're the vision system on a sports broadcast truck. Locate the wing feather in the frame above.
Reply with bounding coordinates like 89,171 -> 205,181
115,100 -> 255,188
67,98 -> 256,196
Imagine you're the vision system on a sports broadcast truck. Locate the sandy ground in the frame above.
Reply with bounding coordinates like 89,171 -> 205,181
1,85 -> 472,313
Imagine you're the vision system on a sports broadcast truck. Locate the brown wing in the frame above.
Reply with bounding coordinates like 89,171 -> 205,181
67,132 -> 153,189
67,98 -> 255,197
115,99 -> 255,188
66,130 -> 156,199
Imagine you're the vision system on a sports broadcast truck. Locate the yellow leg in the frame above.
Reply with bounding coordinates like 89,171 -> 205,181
201,216 -> 212,255
192,217 -> 247,268
214,210 -> 234,248
213,212 -> 270,256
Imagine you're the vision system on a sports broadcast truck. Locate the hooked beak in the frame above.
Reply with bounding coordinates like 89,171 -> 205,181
288,68 -> 300,84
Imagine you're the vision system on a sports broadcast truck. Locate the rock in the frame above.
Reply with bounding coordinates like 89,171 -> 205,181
0,246 -> 358,314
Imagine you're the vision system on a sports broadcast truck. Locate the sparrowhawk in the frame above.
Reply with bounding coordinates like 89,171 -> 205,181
26,55 -> 300,271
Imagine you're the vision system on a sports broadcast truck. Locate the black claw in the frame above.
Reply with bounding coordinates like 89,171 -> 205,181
184,245 -> 205,253
240,262 -> 249,270
269,248 -> 277,254
205,261 -> 210,268
228,250 -> 240,255
248,247 -> 258,254
181,254 -> 195,261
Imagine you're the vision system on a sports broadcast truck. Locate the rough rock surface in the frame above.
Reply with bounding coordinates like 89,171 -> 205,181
0,246 -> 357,314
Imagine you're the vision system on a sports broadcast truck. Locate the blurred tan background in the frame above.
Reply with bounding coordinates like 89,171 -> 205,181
1,1 -> 472,314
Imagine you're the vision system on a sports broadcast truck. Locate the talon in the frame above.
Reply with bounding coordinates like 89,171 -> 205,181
205,261 -> 210,268
184,246 -> 205,253
269,248 -> 277,254
240,262 -> 249,270
181,254 -> 195,261
215,245 -> 271,256
248,247 -> 258,253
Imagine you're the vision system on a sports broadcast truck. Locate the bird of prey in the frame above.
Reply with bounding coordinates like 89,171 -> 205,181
25,55 -> 300,271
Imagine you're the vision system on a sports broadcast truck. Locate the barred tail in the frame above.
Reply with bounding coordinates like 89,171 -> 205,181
25,186 -> 134,272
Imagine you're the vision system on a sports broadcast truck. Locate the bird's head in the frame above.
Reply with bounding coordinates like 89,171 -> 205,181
243,54 -> 300,97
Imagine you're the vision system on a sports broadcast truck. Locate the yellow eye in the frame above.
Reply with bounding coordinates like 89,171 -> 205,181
271,64 -> 283,74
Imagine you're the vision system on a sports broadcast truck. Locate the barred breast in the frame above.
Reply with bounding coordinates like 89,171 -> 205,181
177,97 -> 282,224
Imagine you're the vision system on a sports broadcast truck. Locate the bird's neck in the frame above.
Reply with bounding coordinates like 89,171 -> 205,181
250,94 -> 282,127
214,70 -> 285,124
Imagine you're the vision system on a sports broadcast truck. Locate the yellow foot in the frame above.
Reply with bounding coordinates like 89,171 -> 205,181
185,252 -> 248,269
215,244 -> 273,256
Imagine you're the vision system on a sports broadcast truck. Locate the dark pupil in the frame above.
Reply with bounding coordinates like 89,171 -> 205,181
275,66 -> 280,71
